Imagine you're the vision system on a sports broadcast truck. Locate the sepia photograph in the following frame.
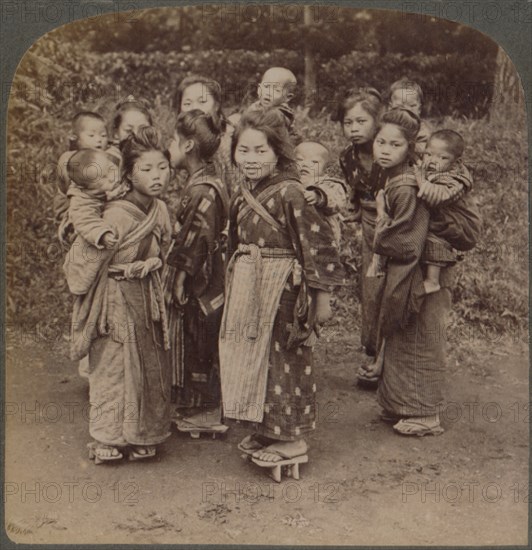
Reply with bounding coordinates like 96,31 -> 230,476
3,1 -> 529,546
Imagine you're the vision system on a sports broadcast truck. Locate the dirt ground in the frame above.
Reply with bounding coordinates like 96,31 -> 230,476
4,322 -> 529,546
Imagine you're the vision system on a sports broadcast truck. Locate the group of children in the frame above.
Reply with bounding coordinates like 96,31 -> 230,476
58,68 -> 480,477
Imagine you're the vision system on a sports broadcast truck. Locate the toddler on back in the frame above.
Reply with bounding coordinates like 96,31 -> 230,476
295,141 -> 347,245
230,67 -> 298,135
416,129 -> 481,293
66,148 -> 121,249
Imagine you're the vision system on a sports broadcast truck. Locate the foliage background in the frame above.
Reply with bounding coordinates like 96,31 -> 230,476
6,6 -> 528,343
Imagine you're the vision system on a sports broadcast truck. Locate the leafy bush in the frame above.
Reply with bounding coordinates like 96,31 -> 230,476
6,32 -> 527,341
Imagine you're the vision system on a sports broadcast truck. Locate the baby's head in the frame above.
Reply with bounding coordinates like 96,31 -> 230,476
69,112 -> 108,151
389,79 -> 423,117
257,67 -> 297,109
423,129 -> 464,173
67,149 -> 119,196
295,141 -> 330,186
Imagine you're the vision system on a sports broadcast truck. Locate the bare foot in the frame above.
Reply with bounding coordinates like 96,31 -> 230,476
252,440 -> 308,462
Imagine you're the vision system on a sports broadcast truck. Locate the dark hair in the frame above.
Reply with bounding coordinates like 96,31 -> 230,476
175,109 -> 222,160
112,95 -> 153,133
389,78 -> 424,104
174,75 -> 227,133
69,111 -> 107,150
120,126 -> 170,180
66,148 -> 114,189
379,107 -> 420,142
231,108 -> 296,171
429,129 -> 465,158
336,87 -> 382,124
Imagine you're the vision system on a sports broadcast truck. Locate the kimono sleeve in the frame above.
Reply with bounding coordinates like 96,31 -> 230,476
166,185 -> 220,276
282,182 -> 345,290
68,191 -> 116,248
373,185 -> 429,262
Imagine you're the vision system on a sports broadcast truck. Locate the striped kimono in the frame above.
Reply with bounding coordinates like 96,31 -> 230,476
340,144 -> 387,356
373,164 -> 449,417
65,198 -> 173,447
219,170 -> 344,441
166,165 -> 229,409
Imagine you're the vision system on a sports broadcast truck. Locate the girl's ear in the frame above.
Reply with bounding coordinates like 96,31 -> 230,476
184,138 -> 195,154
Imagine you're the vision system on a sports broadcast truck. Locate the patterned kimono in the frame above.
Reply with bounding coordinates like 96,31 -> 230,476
373,165 -> 448,417
65,198 -> 173,447
340,144 -> 387,356
166,164 -> 229,409
303,175 -> 347,245
219,170 -> 345,441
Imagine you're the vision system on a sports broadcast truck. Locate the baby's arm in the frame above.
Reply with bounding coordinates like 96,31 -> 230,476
416,167 -> 465,208
304,179 -> 347,216
68,192 -> 118,249
314,178 -> 347,216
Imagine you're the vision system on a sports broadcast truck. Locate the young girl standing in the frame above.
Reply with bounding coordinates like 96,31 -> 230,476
65,126 -> 173,463
175,75 -> 236,196
166,110 -> 230,435
369,108 -> 446,436
337,88 -> 386,377
219,109 -> 344,481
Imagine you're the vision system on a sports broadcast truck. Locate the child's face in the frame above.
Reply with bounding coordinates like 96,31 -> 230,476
390,89 -> 422,116
257,69 -> 295,108
373,123 -> 410,169
342,103 -> 377,145
181,82 -> 216,117
116,110 -> 150,142
422,138 -> 457,173
130,150 -> 170,197
295,143 -> 328,186
86,157 -> 120,195
168,131 -> 189,169
76,118 -> 108,150
234,128 -> 278,182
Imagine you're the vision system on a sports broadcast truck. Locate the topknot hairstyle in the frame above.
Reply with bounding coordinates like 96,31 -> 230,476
175,109 -> 222,160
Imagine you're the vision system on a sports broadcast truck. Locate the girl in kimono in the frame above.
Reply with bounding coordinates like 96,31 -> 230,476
337,87 -> 387,382
175,75 -> 236,196
219,109 -> 344,480
65,126 -> 173,463
367,108 -> 446,436
166,110 -> 229,435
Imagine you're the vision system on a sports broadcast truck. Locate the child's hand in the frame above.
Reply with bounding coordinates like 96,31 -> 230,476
139,257 -> 162,278
101,232 -> 118,249
173,270 -> 188,306
375,189 -> 386,217
418,181 -> 445,207
303,189 -> 319,205
315,291 -> 332,324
